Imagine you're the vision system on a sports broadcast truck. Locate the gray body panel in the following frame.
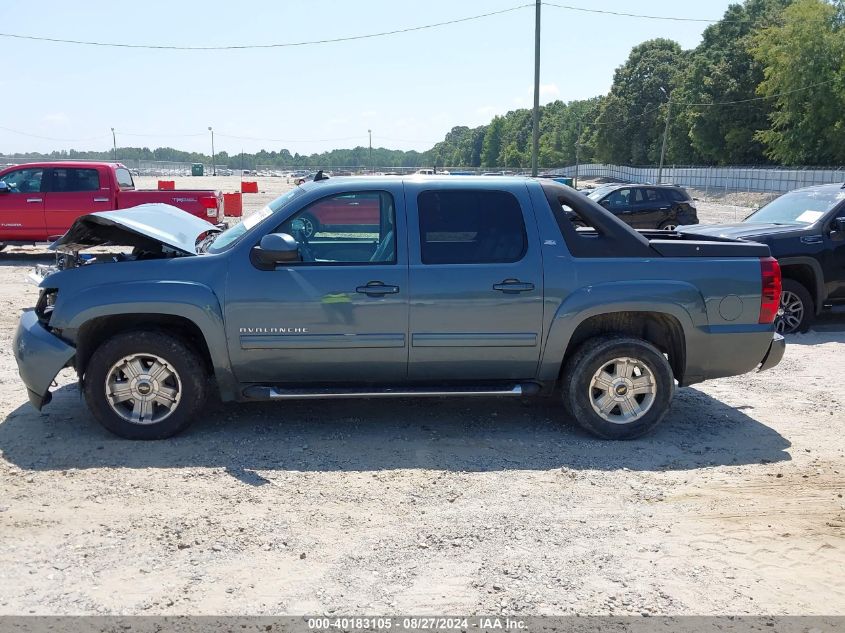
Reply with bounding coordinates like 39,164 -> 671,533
13,176 -> 782,411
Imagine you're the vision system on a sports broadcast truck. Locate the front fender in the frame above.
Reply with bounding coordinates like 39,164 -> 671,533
537,280 -> 704,382
777,256 -> 825,313
51,280 -> 237,400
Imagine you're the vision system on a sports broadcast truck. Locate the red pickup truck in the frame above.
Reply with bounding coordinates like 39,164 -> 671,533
0,162 -> 224,248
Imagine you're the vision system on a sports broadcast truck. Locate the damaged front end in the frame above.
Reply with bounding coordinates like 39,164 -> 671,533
30,203 -> 222,282
17,204 -> 222,408
13,309 -> 75,409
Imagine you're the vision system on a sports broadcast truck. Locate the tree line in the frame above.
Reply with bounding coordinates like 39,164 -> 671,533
7,0 -> 843,169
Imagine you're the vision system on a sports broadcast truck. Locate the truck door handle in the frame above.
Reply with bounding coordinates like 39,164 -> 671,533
493,280 -> 535,293
356,282 -> 400,296
26,198 -> 42,203
93,197 -> 109,202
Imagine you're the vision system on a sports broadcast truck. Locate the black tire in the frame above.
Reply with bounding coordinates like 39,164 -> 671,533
560,336 -> 674,440
83,330 -> 207,440
777,278 -> 814,334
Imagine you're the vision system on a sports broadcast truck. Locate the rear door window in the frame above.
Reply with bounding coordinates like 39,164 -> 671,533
644,188 -> 663,202
48,168 -> 101,192
417,190 -> 526,264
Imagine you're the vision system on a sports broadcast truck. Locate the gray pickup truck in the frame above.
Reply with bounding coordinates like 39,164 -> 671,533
13,177 -> 785,440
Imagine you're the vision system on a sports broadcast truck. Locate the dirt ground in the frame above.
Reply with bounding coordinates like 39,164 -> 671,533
0,177 -> 843,615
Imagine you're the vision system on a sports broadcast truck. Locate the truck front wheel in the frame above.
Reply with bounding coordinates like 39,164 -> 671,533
83,331 -> 207,440
561,336 -> 674,440
776,279 -> 814,334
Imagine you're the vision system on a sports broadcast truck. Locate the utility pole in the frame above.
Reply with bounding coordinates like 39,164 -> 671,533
574,119 -> 582,188
657,101 -> 671,184
208,126 -> 216,176
531,0 -> 541,177
111,128 -> 117,162
368,129 -> 373,174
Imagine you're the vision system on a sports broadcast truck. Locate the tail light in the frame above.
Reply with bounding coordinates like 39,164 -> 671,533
759,256 -> 781,324
200,196 -> 218,218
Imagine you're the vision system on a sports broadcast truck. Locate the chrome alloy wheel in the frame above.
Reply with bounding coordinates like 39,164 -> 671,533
589,357 -> 657,424
775,290 -> 804,334
662,223 -> 677,231
104,353 -> 182,425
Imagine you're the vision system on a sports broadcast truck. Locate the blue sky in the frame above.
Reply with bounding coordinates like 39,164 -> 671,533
0,0 -> 737,157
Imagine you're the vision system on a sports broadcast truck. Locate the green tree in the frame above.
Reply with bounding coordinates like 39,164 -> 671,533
593,39 -> 689,164
752,0 -> 845,164
673,0 -> 792,165
481,116 -> 505,167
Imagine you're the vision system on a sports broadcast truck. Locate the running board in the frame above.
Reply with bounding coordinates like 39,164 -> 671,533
242,383 -> 540,401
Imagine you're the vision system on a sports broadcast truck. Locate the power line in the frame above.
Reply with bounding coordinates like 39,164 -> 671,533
680,78 -> 839,106
118,131 -> 207,138
217,133 -> 368,143
0,4 -> 533,50
0,125 -> 107,142
588,78 -> 840,127
542,2 -> 721,22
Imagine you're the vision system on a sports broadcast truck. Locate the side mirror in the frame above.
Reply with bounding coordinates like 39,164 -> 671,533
599,199 -> 610,208
0,182 -> 10,194
255,233 -> 300,265
832,217 -> 845,239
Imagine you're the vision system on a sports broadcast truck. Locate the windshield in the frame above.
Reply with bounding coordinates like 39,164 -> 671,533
745,189 -> 844,225
587,185 -> 616,201
207,187 -> 304,253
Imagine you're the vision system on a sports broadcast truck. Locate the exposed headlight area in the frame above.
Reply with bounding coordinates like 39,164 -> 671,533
35,288 -> 58,325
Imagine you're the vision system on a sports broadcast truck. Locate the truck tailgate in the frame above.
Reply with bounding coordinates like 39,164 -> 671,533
118,190 -> 222,221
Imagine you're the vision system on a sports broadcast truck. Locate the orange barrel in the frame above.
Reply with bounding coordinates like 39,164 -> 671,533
158,180 -> 175,190
241,181 -> 258,193
223,192 -> 243,217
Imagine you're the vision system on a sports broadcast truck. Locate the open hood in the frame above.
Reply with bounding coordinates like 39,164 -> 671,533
50,204 -> 220,255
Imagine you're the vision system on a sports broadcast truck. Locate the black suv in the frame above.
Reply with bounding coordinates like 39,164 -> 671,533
586,184 -> 699,230
681,183 -> 845,334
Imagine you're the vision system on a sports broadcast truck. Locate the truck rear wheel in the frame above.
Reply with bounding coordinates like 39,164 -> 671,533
83,331 -> 207,440
561,336 -> 674,440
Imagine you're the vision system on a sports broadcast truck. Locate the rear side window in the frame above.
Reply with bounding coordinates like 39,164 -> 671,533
644,188 -> 663,202
48,168 -> 100,192
666,188 -> 689,202
418,190 -> 526,264
115,168 -> 134,189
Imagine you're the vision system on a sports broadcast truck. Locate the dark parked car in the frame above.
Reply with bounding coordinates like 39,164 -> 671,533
681,183 -> 845,334
586,184 -> 698,230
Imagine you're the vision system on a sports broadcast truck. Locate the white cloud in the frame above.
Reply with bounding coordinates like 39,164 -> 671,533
540,83 -> 560,99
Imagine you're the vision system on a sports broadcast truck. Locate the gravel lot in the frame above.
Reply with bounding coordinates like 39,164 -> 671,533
0,177 -> 843,615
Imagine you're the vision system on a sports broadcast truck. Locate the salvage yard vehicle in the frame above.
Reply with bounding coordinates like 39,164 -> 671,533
586,183 -> 699,230
14,176 -> 784,441
681,183 -> 845,334
0,161 -> 224,249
